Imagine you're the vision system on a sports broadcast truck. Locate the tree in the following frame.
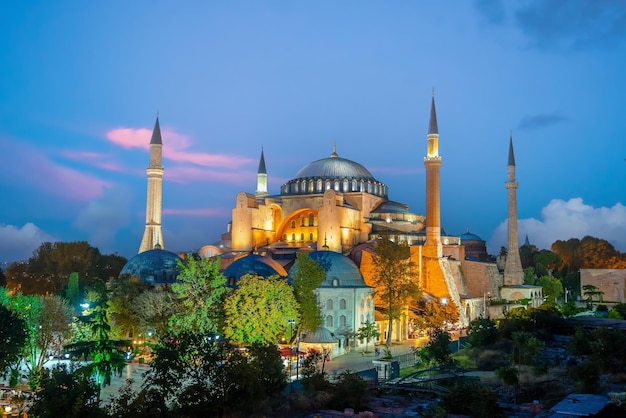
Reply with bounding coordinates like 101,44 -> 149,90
29,364 -> 107,418
419,328 -> 453,366
290,252 -> 325,333
533,250 -> 562,276
0,305 -> 27,376
467,317 -> 498,347
356,320 -> 380,353
108,274 -> 149,339
583,284 -> 604,310
224,274 -> 300,345
63,272 -> 81,311
133,288 -> 178,338
537,275 -> 563,304
65,281 -> 128,389
371,235 -> 419,347
169,255 -> 229,335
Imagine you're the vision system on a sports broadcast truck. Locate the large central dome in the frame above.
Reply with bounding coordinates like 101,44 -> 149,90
281,147 -> 387,197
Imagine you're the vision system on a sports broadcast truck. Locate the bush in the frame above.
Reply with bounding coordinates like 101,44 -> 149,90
467,317 -> 499,347
328,372 -> 370,412
441,381 -> 505,417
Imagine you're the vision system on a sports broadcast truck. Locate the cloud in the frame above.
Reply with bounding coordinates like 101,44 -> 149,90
474,0 -> 626,50
0,136 -> 110,202
0,223 -> 56,263
488,198 -> 626,253
165,166 -> 254,185
518,113 -> 567,131
106,126 -> 253,169
73,186 -> 132,252
61,150 -> 125,172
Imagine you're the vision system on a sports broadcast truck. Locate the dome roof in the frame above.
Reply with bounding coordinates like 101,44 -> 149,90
370,200 -> 410,214
294,156 -> 375,181
119,249 -> 182,284
302,326 -> 336,343
223,254 -> 287,286
460,229 -> 484,243
288,250 -> 368,288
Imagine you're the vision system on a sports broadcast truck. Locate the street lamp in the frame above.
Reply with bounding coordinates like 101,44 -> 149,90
287,319 -> 296,387
441,297 -> 448,329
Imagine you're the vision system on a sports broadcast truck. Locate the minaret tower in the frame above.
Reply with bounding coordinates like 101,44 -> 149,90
423,91 -> 443,259
255,147 -> 268,200
504,133 -> 524,285
139,115 -> 165,253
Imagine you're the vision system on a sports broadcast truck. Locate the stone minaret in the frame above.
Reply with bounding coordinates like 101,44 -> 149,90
139,116 -> 165,253
255,147 -> 268,200
423,92 -> 443,259
504,133 -> 524,285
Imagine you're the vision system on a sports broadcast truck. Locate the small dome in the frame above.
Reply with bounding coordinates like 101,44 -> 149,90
302,326 -> 336,343
460,229 -> 484,243
119,249 -> 182,284
370,200 -> 410,214
223,254 -> 287,287
289,250 -> 368,288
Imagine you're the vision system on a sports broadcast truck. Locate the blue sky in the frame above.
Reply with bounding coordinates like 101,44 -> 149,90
1,1 -> 626,263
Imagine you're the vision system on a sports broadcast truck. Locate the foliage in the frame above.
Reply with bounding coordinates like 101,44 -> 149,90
511,331 -> 543,366
63,272 -> 81,311
133,288 -> 178,338
552,236 -> 626,270
108,274 -> 150,338
65,281 -> 128,388
568,358 -> 601,393
169,255 -> 228,335
300,349 -> 332,392
105,379 -> 164,418
537,275 -> 563,304
223,274 -> 300,345
612,303 -> 626,319
29,364 -> 107,418
523,267 -> 536,285
371,234 -> 419,347
496,365 -> 519,386
328,372 -> 370,412
0,304 -> 27,375
582,284 -> 603,309
467,317 -> 498,347
533,250 -> 562,276
144,332 -> 285,416
441,380 -> 505,417
356,320 -> 380,352
290,252 -> 325,333
418,328 -> 453,366
560,300 -> 584,318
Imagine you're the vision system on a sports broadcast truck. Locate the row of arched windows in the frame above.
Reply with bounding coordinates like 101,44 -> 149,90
283,232 -> 316,242
290,213 -> 316,228
326,315 -> 347,328
326,298 -> 347,310
282,178 -> 387,196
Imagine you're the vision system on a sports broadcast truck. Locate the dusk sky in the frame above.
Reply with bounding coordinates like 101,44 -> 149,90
1,1 -> 626,263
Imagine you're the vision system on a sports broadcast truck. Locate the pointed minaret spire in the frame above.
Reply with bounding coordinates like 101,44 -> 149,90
524,234 -> 530,247
255,147 -> 268,200
331,142 -> 338,158
139,114 -> 165,253
428,89 -> 438,135
504,132 -> 524,286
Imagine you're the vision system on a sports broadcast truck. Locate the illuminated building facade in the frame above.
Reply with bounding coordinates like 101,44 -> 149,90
139,116 -> 165,253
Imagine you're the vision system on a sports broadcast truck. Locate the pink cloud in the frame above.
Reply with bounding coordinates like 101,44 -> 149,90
106,126 -> 253,168
1,137 -> 110,202
165,166 -> 255,185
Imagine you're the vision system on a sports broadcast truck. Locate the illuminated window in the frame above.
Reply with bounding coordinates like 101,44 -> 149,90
332,279 -> 339,287
317,179 -> 322,191
352,180 -> 357,191
301,180 -> 306,191
301,217 -> 305,227
326,315 -> 333,327
343,179 -> 348,191
308,213 -> 314,226
340,315 -> 346,327
300,233 -> 304,241
325,180 -> 331,190
334,181 -> 339,191
340,299 -> 346,309
291,233 -> 295,241
326,299 -> 333,310
291,220 -> 296,228
309,233 -> 313,241
283,234 -> 287,241
309,180 -> 314,192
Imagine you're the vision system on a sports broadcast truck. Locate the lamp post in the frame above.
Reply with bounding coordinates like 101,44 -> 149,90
441,297 -> 448,329
287,319 -> 295,388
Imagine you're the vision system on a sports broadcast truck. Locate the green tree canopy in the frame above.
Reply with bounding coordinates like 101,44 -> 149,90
0,304 -> 27,374
223,274 -> 300,345
169,255 -> 229,335
371,235 -> 419,347
290,252 -> 325,333
537,275 -> 563,304
356,320 -> 380,353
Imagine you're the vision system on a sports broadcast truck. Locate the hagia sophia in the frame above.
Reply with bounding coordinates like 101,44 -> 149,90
120,94 -> 543,356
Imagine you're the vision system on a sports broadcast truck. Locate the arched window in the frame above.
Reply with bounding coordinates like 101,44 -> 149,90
340,315 -> 347,327
301,180 -> 306,191
352,179 -> 357,191
309,180 -> 314,192
308,213 -> 314,226
309,233 -> 314,241
317,179 -> 323,191
291,233 -> 295,241
325,180 -> 331,190
332,279 -> 339,287
334,181 -> 340,191
326,299 -> 333,310
340,299 -> 346,309
300,233 -> 304,241
367,182 -> 372,193
301,217 -> 305,227
343,179 -> 348,191
282,233 -> 287,241
291,220 -> 296,228
326,315 -> 333,328
359,181 -> 364,191
294,182 -> 299,193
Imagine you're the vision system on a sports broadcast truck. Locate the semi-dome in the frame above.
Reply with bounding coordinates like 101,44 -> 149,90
281,148 -> 388,198
289,250 -> 368,288
460,229 -> 484,242
302,326 -> 336,343
223,254 -> 288,287
119,249 -> 182,284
